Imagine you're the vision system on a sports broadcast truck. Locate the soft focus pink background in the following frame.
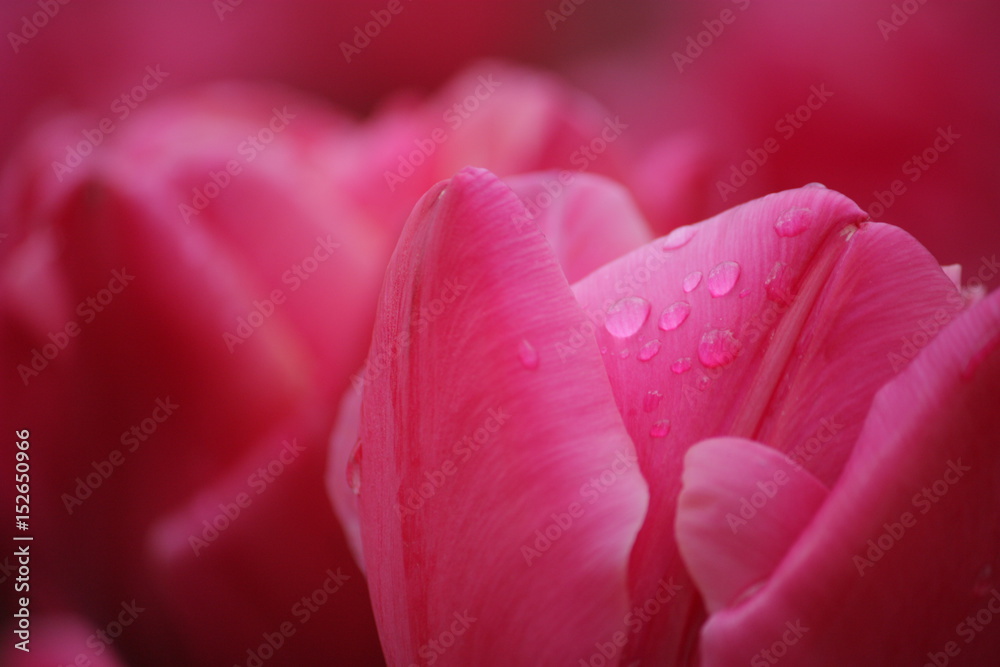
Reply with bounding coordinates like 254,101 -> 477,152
1,0 -> 998,664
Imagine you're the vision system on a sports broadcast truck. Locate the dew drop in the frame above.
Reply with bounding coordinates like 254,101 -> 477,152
346,439 -> 363,495
671,357 -> 693,374
600,346 -> 608,355
619,348 -> 631,359
697,375 -> 711,390
739,288 -> 752,298
649,419 -> 671,438
698,329 -> 741,368
643,390 -> 663,413
707,261 -> 741,297
765,261 -> 790,303
662,225 -> 697,250
605,297 -> 651,338
775,208 -> 813,237
683,270 -> 703,293
804,182 -> 827,189
638,339 -> 662,361
658,301 -> 691,332
518,338 -> 539,370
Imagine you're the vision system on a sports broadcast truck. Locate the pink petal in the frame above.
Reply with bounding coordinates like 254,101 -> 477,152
432,63 -> 629,184
328,381 -> 366,571
676,437 -> 828,615
0,87 -> 394,645
753,222 -> 964,487
570,186 -> 961,662
626,134 -> 720,238
359,167 -> 647,665
505,171 -> 654,282
699,286 -> 1000,666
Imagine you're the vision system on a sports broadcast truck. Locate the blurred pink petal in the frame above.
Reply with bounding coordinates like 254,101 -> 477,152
0,0 -> 658,159
505,171 -> 654,282
579,1 -> 1000,281
2,614 -> 128,666
0,83 -> 389,663
148,422 -> 381,666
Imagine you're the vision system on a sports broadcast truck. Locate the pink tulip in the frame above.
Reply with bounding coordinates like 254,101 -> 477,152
336,166 -> 999,663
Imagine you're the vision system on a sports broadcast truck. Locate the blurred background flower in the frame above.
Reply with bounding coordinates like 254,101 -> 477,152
575,0 -> 1000,278
1,0 -> 998,664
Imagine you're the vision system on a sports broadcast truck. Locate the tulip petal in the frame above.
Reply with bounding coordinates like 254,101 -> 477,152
433,63 -> 628,183
359,167 -> 647,665
329,171 -> 652,574
504,171 -> 654,283
698,286 -> 1000,666
676,437 -> 828,615
327,381 -> 366,571
570,186 -> 961,662
752,222 -> 965,486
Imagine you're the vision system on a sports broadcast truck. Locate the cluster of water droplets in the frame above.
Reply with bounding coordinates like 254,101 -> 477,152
508,206 -> 815,446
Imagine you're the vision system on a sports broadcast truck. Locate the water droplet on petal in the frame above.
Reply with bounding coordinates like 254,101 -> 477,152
619,348 -> 631,359
649,419 -> 671,438
643,390 -> 663,412
347,439 -> 363,495
775,208 -> 813,237
698,329 -> 741,368
804,182 -> 827,189
638,339 -> 662,361
765,261 -> 790,303
600,346 -> 608,355
605,297 -> 651,338
671,357 -> 692,374
739,288 -> 752,298
840,224 -> 860,240
662,225 -> 697,250
697,375 -> 711,390
518,339 -> 539,370
707,261 -> 741,297
683,270 -> 703,293
658,301 -> 691,331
